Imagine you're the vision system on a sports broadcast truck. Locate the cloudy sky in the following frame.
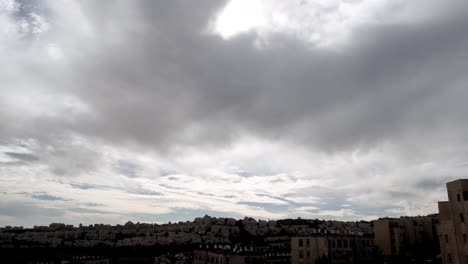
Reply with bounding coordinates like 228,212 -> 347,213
1,0 -> 468,227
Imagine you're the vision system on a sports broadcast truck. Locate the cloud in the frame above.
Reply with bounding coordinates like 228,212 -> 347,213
115,160 -> 139,178
4,152 -> 38,162
31,193 -> 68,201
1,0 -> 468,225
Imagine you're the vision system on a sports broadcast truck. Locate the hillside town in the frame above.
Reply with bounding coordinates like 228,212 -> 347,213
2,179 -> 468,264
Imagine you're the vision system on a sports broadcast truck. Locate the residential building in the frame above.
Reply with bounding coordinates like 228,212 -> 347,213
291,237 -> 328,264
438,179 -> 468,264
291,235 -> 374,264
373,215 -> 438,257
193,250 -> 278,264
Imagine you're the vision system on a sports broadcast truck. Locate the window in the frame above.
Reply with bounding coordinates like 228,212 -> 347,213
446,234 -> 449,243
299,239 -> 303,247
344,239 -> 348,248
306,238 -> 310,247
448,253 -> 452,263
461,213 -> 465,223
464,234 -> 467,243
306,251 -> 310,257
458,193 -> 461,202
463,191 -> 468,201
337,239 -> 342,248
299,250 -> 304,259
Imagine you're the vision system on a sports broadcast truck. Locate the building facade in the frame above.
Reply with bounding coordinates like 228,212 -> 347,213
291,237 -> 328,264
291,235 -> 374,264
438,179 -> 468,264
193,250 -> 285,264
373,215 -> 438,257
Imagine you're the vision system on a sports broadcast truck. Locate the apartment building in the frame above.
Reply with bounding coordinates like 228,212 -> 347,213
291,235 -> 374,264
373,215 -> 438,257
438,179 -> 468,264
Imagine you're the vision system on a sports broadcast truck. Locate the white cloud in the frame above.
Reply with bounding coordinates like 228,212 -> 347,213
1,132 -> 461,225
211,0 -> 464,48
211,0 -> 408,47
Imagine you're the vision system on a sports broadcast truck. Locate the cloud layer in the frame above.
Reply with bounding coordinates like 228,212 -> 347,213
1,0 -> 468,226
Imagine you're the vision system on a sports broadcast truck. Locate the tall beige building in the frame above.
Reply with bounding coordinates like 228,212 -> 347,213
374,216 -> 437,256
374,219 -> 403,255
439,179 -> 468,264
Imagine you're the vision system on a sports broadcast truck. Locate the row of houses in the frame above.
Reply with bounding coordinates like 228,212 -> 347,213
16,179 -> 468,264
290,179 -> 468,264
194,210 -> 441,264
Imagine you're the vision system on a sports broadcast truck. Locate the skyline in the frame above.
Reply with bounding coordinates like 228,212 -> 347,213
2,0 -> 468,227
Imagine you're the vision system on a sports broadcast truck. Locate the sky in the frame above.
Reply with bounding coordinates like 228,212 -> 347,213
1,0 -> 468,227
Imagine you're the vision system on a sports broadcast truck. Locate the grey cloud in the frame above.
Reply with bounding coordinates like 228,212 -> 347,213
68,183 -> 103,190
128,189 -> 161,196
237,202 -> 291,214
63,2 -> 468,152
385,191 -> 418,200
2,0 -> 468,222
83,202 -> 104,207
31,193 -> 68,201
2,0 -> 468,153
0,202 -> 65,226
256,193 -> 295,205
69,207 -> 114,215
0,161 -> 23,167
415,177 -> 454,190
196,191 -> 215,197
4,152 -> 38,162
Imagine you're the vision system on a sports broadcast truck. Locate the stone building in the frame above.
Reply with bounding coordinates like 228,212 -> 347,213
193,250 -> 281,264
373,215 -> 438,257
438,179 -> 468,264
291,235 -> 374,264
291,237 -> 328,264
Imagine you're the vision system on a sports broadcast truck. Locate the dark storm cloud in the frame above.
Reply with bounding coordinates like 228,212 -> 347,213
0,0 -> 465,153
19,0 -> 464,154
